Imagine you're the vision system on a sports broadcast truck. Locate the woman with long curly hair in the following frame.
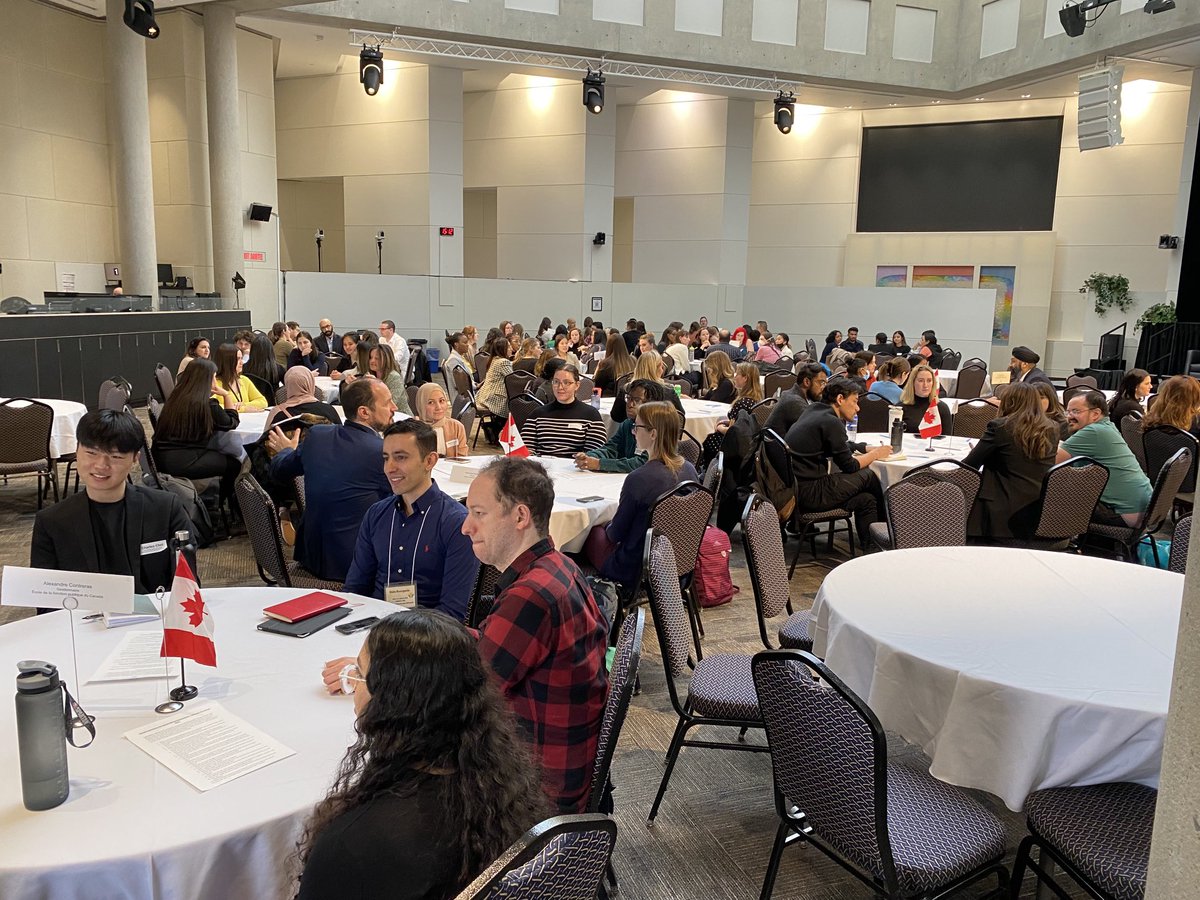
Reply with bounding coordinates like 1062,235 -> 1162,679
1142,374 -> 1200,437
296,610 -> 546,900
961,381 -> 1059,543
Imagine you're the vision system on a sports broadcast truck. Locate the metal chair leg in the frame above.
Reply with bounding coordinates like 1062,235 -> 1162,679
648,718 -> 690,823
758,821 -> 790,900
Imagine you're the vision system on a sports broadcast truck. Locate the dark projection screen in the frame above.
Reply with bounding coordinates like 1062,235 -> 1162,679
856,117 -> 1064,232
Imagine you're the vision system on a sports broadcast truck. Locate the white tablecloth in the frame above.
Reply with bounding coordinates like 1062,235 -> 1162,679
436,455 -> 625,553
0,397 -> 87,459
596,396 -> 729,443
810,547 -> 1181,810
937,369 -> 958,395
231,409 -> 412,451
859,432 -> 975,492
0,587 -> 394,900
312,376 -> 339,403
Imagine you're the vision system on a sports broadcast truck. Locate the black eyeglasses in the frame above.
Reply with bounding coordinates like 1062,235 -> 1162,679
631,423 -> 653,431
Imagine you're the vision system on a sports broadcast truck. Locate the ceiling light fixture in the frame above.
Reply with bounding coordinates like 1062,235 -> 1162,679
359,45 -> 383,96
582,69 -> 605,114
123,0 -> 159,39
1021,93 -> 1032,99
1060,0 -> 1173,38
773,90 -> 795,134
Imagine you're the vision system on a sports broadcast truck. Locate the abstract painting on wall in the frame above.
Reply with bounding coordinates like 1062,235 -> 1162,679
980,265 -> 1016,344
875,265 -> 908,287
912,265 -> 975,288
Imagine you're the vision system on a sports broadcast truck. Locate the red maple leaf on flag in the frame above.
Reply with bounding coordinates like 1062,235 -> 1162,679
180,591 -> 206,628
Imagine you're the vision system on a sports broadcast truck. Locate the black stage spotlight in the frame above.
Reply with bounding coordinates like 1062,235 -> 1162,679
1144,0 -> 1175,12
123,0 -> 159,39
360,45 -> 384,96
583,69 -> 605,114
231,272 -> 246,290
1059,3 -> 1087,37
774,90 -> 795,134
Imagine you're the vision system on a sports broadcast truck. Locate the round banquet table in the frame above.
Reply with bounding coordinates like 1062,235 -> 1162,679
809,547 -> 1182,811
0,397 -> 87,459
312,376 -> 339,403
859,432 -> 975,492
0,587 -> 393,900
596,395 -> 728,443
435,454 -> 624,553
229,409 -> 413,451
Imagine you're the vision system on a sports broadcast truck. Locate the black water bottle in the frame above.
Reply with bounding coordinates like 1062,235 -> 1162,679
15,661 -> 69,811
890,416 -> 905,453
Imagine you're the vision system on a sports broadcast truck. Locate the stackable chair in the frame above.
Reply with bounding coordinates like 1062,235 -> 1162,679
235,473 -> 341,589
741,494 -> 813,652
1016,457 -> 1109,551
867,478 -> 967,552
1085,448 -> 1192,564
0,399 -> 59,508
465,563 -> 502,628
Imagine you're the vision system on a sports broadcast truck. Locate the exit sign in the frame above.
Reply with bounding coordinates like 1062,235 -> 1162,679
243,251 -> 265,262
439,227 -> 455,237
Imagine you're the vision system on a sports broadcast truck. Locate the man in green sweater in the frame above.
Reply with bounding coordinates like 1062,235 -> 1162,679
573,379 -> 670,473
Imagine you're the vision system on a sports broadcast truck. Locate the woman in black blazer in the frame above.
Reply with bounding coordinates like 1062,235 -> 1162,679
961,382 -> 1060,542
287,331 -> 330,376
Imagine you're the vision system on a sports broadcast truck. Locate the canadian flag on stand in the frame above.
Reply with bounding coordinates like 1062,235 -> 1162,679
160,554 -> 216,667
918,370 -> 943,439
499,414 -> 530,457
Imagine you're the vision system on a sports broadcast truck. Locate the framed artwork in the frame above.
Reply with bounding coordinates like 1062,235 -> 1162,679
591,296 -> 603,312
875,265 -> 907,288
912,265 -> 975,288
980,266 -> 1016,344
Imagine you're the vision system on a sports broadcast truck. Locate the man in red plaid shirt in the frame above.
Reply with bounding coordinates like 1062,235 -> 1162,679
463,457 -> 609,813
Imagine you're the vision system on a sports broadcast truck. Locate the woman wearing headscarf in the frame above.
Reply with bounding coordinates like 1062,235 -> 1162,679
266,367 -> 340,431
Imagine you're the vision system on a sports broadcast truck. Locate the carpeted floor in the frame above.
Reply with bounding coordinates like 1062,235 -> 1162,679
0,423 -> 1062,898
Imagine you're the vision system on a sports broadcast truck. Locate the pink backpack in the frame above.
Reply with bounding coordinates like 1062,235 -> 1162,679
692,526 -> 739,608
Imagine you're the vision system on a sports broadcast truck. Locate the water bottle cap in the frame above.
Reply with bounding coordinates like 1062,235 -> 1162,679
16,660 -> 59,693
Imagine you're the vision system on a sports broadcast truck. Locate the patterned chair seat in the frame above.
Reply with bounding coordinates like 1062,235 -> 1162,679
883,763 -> 1008,895
287,562 -> 342,591
868,521 -> 892,551
1088,522 -> 1136,542
1025,783 -> 1155,900
687,654 -> 761,721
777,611 -> 812,650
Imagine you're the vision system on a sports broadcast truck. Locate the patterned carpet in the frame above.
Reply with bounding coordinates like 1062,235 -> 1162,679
0,444 -> 1064,898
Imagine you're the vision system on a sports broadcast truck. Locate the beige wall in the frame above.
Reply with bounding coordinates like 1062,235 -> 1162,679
279,179 -> 345,273
463,188 -> 497,279
0,0 -> 115,301
611,196 -> 634,283
237,26 -> 280,322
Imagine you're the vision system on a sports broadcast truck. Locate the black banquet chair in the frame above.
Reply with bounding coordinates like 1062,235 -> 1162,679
752,649 -> 1009,900
0,398 -> 60,508
1085,447 -> 1192,564
741,494 -> 813,651
1169,513 -> 1190,574
235,473 -> 341,590
452,814 -> 617,900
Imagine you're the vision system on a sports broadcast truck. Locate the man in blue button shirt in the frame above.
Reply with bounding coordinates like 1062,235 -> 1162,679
343,419 -> 479,620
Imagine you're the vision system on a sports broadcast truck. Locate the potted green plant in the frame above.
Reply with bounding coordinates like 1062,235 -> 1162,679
1079,273 -> 1132,317
1135,301 -> 1176,334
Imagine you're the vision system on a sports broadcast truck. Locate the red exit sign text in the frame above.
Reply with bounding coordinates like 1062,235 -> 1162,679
439,227 -> 455,237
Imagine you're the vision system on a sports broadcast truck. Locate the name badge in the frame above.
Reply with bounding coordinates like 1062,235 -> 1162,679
385,583 -> 417,608
140,540 -> 168,556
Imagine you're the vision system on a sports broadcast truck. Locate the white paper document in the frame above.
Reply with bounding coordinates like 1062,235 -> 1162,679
1,566 -> 134,613
88,632 -> 172,683
124,702 -> 295,792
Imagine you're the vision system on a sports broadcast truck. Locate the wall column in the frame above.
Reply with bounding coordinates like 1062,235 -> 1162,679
105,0 -> 159,304
203,5 -> 243,308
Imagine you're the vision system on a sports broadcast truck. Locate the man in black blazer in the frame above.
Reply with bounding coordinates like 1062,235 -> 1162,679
1010,346 -> 1053,387
313,318 -> 341,356
31,411 -> 197,600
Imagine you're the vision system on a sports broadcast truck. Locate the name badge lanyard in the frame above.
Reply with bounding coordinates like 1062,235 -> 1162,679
386,502 -> 429,603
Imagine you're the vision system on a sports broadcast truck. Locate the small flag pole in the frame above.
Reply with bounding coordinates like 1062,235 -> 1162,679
170,657 -> 198,702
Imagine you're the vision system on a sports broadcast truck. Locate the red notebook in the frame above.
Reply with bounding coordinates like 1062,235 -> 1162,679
263,591 -> 347,624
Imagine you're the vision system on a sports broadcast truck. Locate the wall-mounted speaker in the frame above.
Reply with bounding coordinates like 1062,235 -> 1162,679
248,203 -> 273,222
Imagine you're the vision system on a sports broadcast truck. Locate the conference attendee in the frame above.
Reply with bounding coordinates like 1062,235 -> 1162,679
378,320 -> 411,381
702,349 -> 736,403
538,316 -> 555,344
265,367 -> 339,431
764,363 -> 827,438
475,336 -> 514,442
621,317 -> 641,354
707,328 -> 744,362
522,365 -> 606,457
287,331 -> 330,376
1057,391 -> 1152,527
462,324 -> 479,358
754,332 -> 782,364
313,319 -> 340,356
899,364 -> 951,434
460,457 -> 609,813
730,326 -> 756,357
499,319 -> 514,338
1032,381 -> 1070,440
267,378 -> 395,582
441,331 -> 474,387
845,356 -> 870,389
961,382 -> 1060,542
553,333 -> 581,371
516,337 -> 542,367
839,327 -> 865,353
917,330 -> 944,367
152,358 -> 242,509
585,401 -> 698,590
564,326 -> 584,357
867,332 -> 892,354
271,321 -> 297,368
1009,346 -> 1052,387
342,421 -> 478,619
245,332 -> 283,393
773,332 -> 795,362
703,362 -> 763,465
820,330 -> 842,364
867,356 -> 910,405
636,332 -> 657,358
575,378 -> 669,474
1109,368 -> 1152,428
784,378 -> 891,546
330,333 -> 359,379
663,327 -> 692,374
212,342 -> 268,412
31,409 -> 197,598
176,336 -> 210,375
891,330 -> 911,356
855,350 -> 879,386
826,347 -> 854,377
609,349 -> 685,421
1141,374 -> 1200,438
369,343 -> 413,415
341,340 -> 376,387
233,330 -> 254,363
299,611 -> 547,900
415,382 -> 468,459
593,332 -> 635,396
